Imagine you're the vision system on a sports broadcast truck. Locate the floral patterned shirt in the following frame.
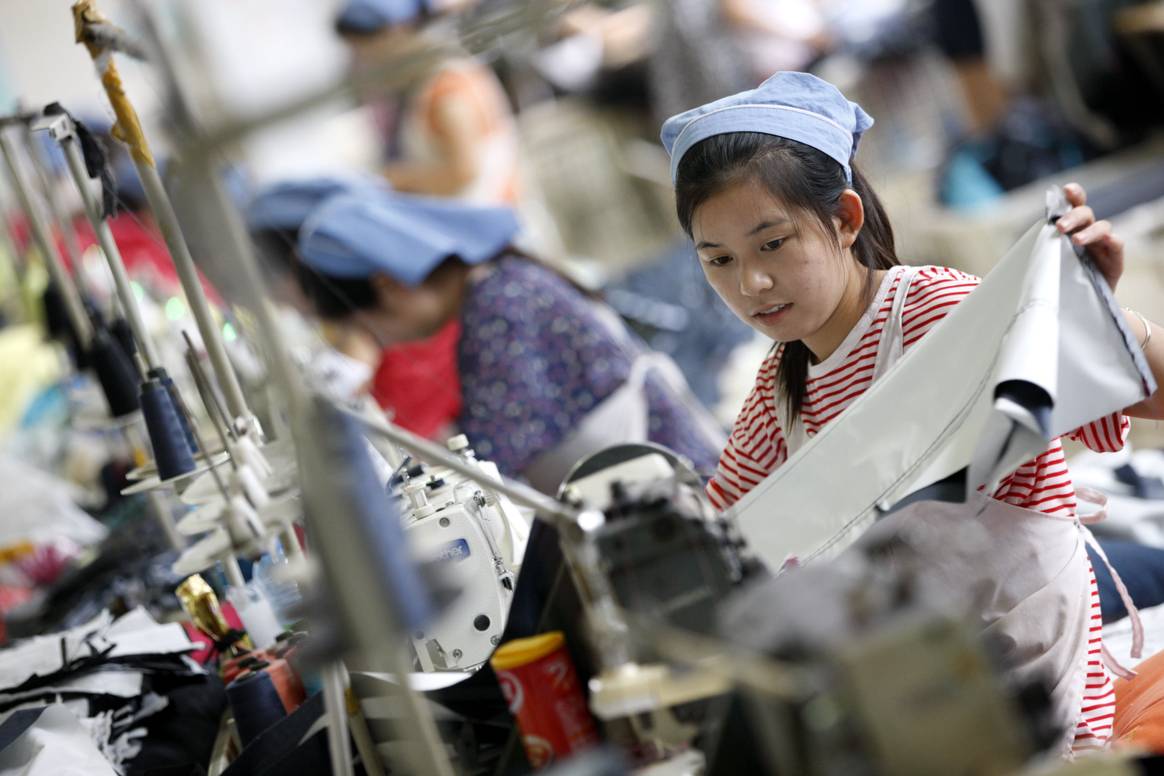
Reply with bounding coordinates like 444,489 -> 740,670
457,256 -> 720,478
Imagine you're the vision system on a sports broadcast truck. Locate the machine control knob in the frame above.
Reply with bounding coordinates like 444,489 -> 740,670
473,615 -> 491,632
447,434 -> 470,452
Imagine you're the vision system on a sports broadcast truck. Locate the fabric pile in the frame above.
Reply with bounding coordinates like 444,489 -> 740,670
0,607 -> 223,774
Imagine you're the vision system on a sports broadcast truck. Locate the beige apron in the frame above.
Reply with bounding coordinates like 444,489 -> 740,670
781,266 -> 1143,755
521,307 -> 726,494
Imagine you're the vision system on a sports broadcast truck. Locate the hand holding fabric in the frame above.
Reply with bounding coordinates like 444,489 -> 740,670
1057,182 -> 1125,291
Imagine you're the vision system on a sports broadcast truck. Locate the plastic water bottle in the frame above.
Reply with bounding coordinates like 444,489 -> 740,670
253,541 -> 303,628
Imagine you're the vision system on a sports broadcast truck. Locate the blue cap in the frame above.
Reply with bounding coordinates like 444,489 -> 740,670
336,0 -> 426,33
298,191 -> 521,285
661,71 -> 874,183
245,175 -> 389,233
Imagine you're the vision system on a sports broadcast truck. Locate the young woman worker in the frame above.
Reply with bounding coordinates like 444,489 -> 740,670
659,71 -> 1163,754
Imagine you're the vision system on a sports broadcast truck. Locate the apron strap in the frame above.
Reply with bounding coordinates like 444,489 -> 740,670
871,265 -> 921,382
1086,533 -> 1144,679
1075,489 -> 1144,678
784,266 -> 920,453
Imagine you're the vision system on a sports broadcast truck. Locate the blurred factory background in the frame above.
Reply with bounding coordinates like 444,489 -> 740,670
0,1 -> 1163,774
2,0 -> 1161,431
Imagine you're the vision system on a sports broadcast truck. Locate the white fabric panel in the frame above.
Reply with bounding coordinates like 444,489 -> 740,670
0,705 -> 117,776
729,215 -> 1154,567
0,608 -> 193,691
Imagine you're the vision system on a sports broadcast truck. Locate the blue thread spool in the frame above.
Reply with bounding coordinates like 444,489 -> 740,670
226,664 -> 294,746
140,377 -> 196,480
89,327 -> 140,417
147,366 -> 199,453
320,398 -> 433,630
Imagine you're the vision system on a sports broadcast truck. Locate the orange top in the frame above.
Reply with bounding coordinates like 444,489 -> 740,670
490,631 -> 565,671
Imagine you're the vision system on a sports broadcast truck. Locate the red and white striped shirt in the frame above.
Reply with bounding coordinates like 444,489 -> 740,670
708,265 -> 1129,753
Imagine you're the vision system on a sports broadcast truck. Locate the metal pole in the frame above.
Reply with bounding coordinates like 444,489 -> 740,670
0,128 -> 92,347
157,79 -> 454,776
96,4 -> 451,765
121,418 -> 185,551
134,160 -> 250,420
323,662 -> 356,776
345,406 -> 580,528
71,7 -> 251,425
52,117 -> 162,369
22,124 -> 88,295
0,185 -> 26,283
147,488 -> 183,551
0,197 -> 26,321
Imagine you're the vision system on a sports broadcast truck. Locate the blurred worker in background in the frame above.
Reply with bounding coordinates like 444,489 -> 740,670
246,177 -> 463,439
336,0 -> 520,205
293,189 -> 724,492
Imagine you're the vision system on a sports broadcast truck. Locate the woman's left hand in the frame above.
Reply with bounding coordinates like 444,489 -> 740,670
1057,182 -> 1125,291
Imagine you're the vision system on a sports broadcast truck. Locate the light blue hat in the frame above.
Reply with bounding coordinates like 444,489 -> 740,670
245,175 -> 389,233
660,71 -> 874,183
298,191 -> 521,285
336,0 -> 427,34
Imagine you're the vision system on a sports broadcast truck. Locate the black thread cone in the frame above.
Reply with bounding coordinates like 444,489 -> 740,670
147,366 -> 199,453
42,283 -> 89,369
89,327 -> 140,417
109,317 -> 142,381
140,377 -> 196,480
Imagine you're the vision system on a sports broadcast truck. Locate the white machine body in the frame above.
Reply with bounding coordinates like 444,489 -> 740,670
395,437 -> 530,672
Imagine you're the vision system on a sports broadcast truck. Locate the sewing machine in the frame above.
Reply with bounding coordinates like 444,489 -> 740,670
393,435 -> 530,672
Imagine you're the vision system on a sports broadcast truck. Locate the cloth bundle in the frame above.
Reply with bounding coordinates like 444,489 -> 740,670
0,607 -> 213,774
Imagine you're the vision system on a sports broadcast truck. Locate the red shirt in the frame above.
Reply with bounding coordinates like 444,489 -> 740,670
371,319 -> 462,440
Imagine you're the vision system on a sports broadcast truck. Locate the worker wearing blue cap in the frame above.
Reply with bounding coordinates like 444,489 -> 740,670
246,175 -> 389,312
334,0 -> 518,205
662,71 -> 1162,754
246,176 -> 464,439
296,190 -> 724,491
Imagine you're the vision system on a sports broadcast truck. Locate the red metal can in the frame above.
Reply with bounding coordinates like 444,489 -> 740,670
491,631 -> 600,768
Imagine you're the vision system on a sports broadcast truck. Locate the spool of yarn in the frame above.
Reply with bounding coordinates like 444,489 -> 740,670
277,634 -> 322,696
89,327 -> 140,417
140,377 -> 196,479
109,317 -> 141,380
227,666 -> 286,746
268,656 -> 306,710
147,366 -> 199,453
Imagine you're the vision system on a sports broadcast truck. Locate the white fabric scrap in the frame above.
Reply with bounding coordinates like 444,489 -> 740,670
0,457 -> 107,548
0,608 -> 193,692
0,671 -> 142,706
0,705 -> 118,776
105,607 -> 193,659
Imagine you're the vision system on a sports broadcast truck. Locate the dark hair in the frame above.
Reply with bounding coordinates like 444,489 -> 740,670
251,227 -> 299,282
674,132 -> 899,425
294,261 -> 381,321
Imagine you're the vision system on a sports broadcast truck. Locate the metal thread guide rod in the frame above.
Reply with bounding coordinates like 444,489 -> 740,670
40,110 -> 163,370
0,188 -> 28,321
116,6 -> 453,770
72,0 -> 253,429
22,123 -> 88,297
0,120 -> 92,349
